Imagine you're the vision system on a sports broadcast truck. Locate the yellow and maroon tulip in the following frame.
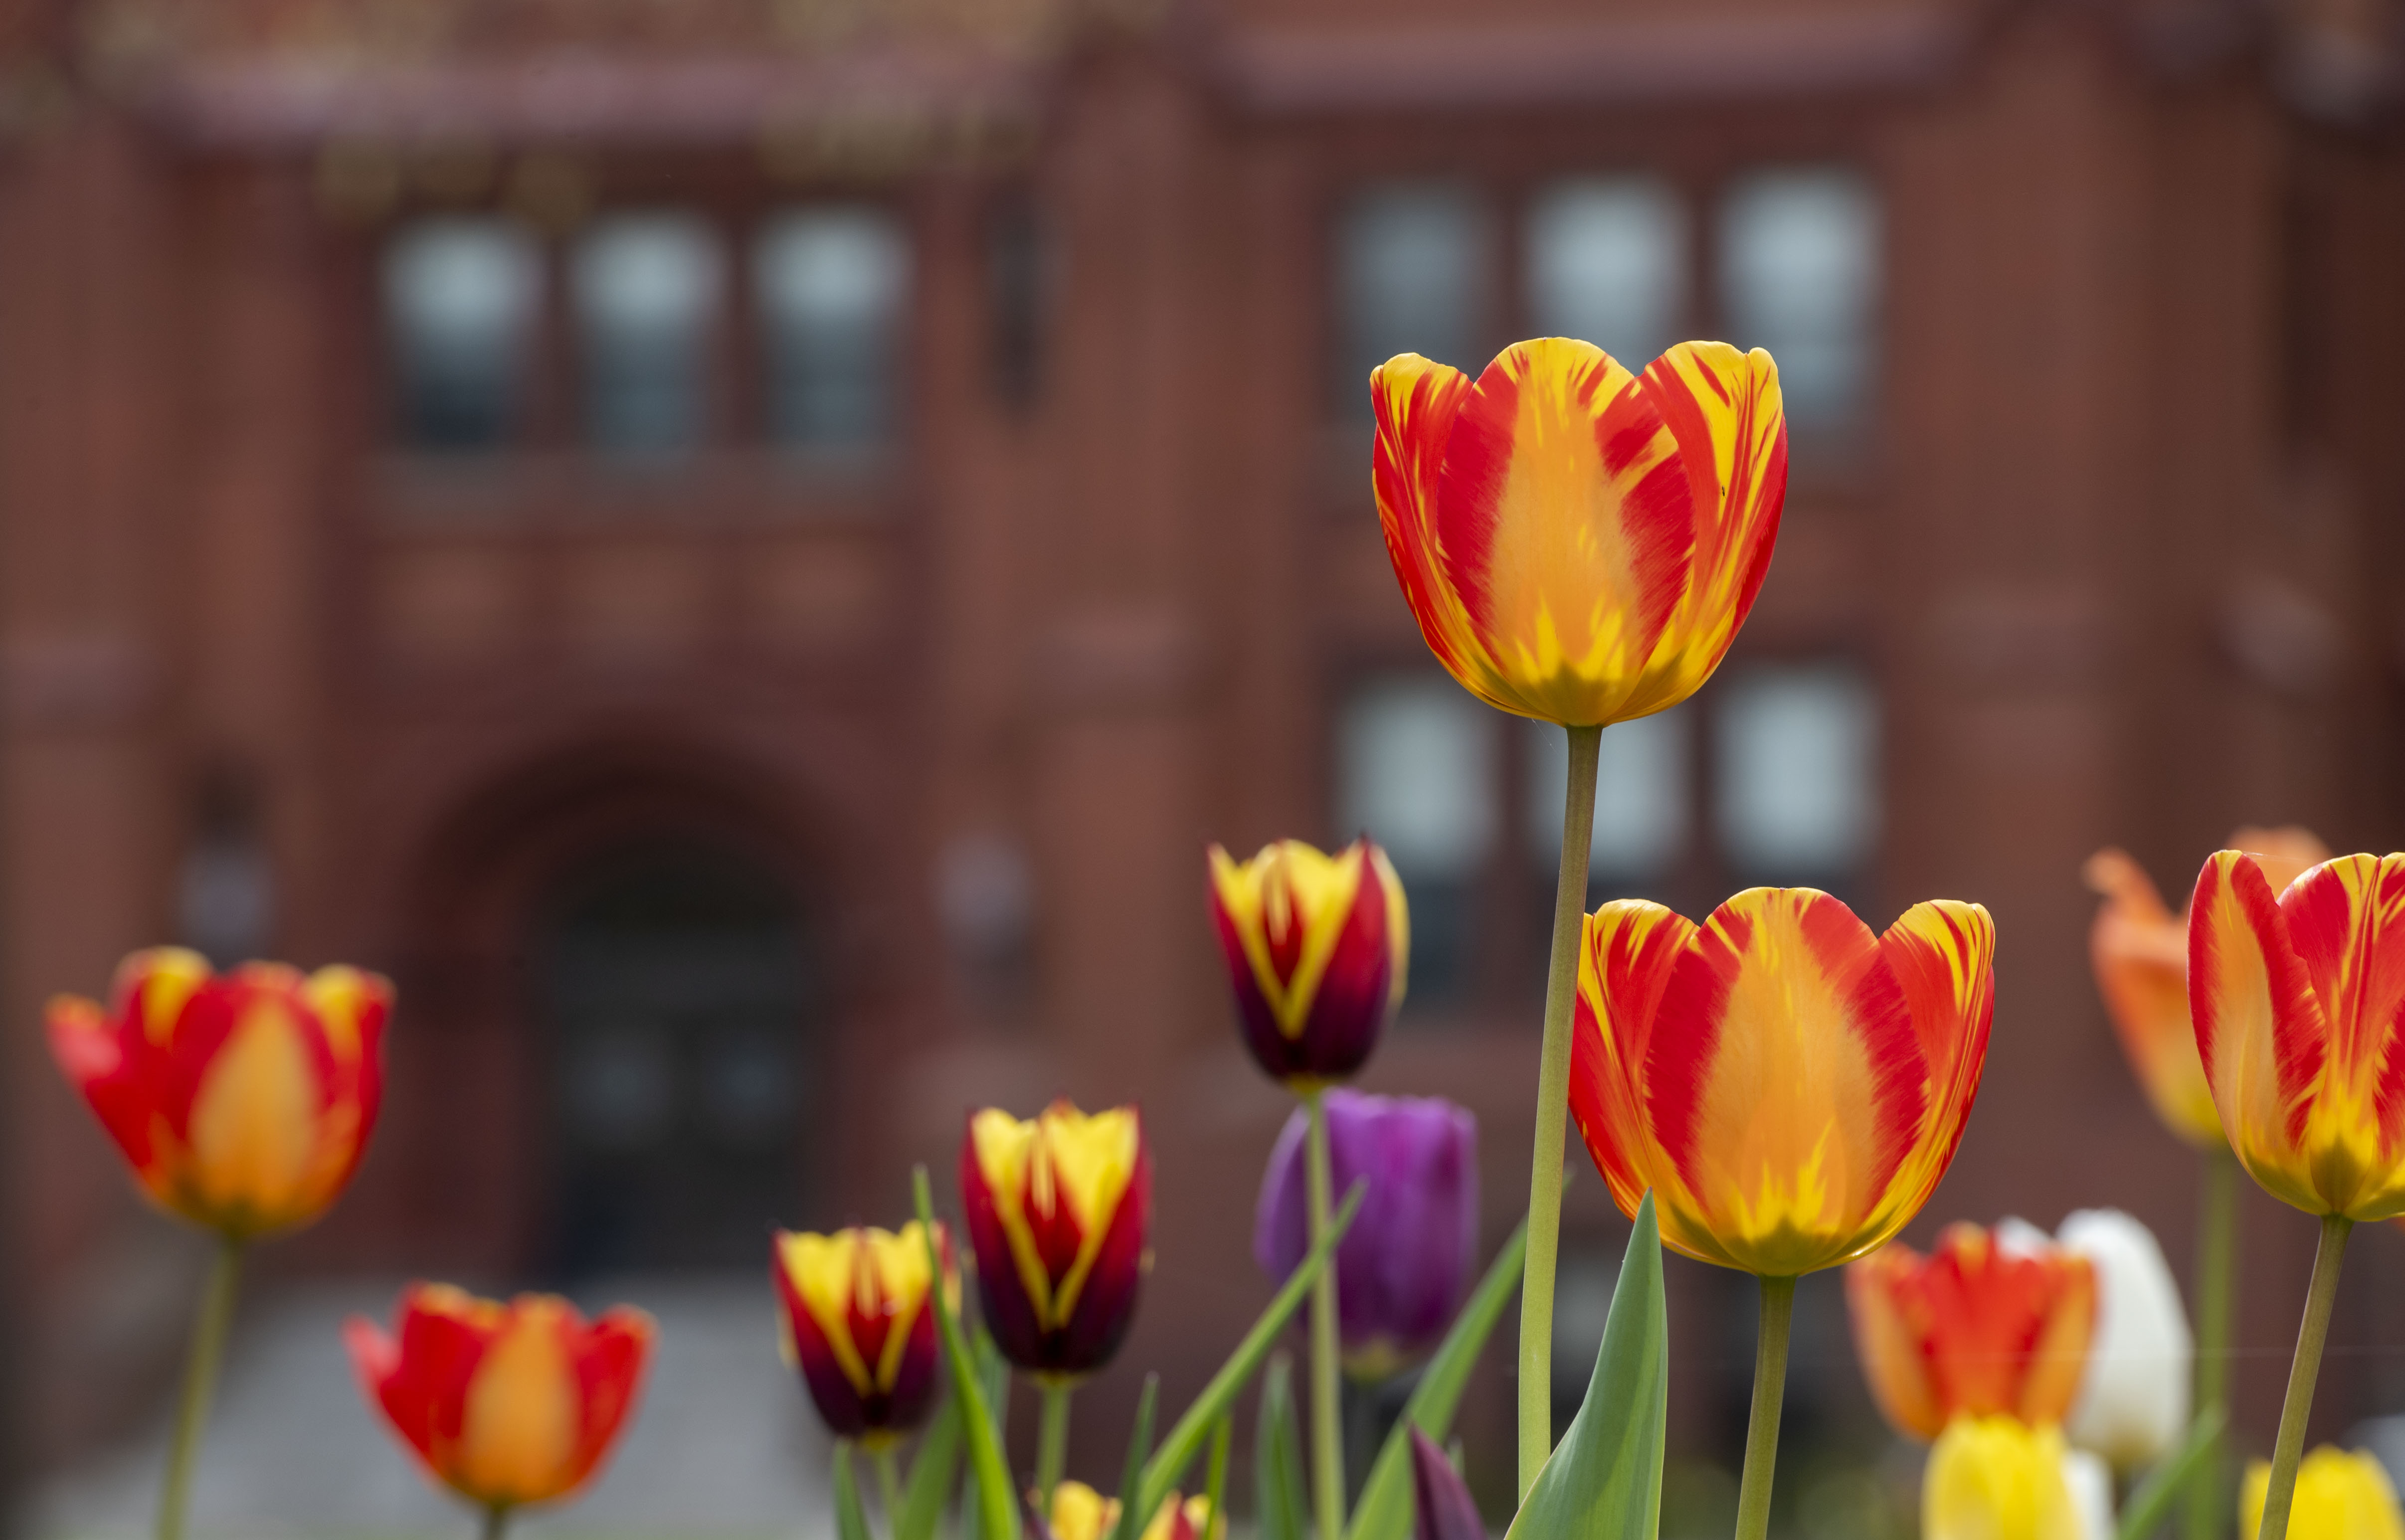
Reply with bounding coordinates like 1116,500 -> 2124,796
2085,828 -> 2328,1146
47,947 -> 390,1239
1568,887 -> 1995,1275
1370,338 -> 1785,727
2190,850 -> 2405,1220
772,1221 -> 955,1445
346,1284 -> 654,1514
1207,838 -> 1408,1085
1846,1222 -> 2096,1441
961,1100 -> 1149,1377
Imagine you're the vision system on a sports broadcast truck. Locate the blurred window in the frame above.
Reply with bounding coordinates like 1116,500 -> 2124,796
1337,674 -> 1496,1007
987,192 -> 1050,411
1712,662 -> 1879,882
756,206 -> 910,449
1334,182 -> 1484,417
573,213 -> 724,454
1718,168 -> 1880,436
384,217 -> 541,450
1526,176 -> 1687,370
1526,708 -> 1692,892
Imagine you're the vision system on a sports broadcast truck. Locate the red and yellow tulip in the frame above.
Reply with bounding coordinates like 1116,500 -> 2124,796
1207,838 -> 1408,1085
346,1284 -> 654,1516
772,1221 -> 955,1445
2190,850 -> 2405,1220
47,947 -> 390,1239
1568,887 -> 1995,1275
1846,1222 -> 2097,1441
2085,828 -> 2328,1146
1369,338 -> 1785,727
961,1101 -> 1149,1378
1039,1483 -> 1211,1540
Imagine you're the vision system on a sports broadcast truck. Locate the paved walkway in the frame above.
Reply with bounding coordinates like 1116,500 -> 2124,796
30,1274 -> 838,1540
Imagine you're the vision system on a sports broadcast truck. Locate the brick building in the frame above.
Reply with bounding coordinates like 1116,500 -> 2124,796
2,0 -> 2403,1514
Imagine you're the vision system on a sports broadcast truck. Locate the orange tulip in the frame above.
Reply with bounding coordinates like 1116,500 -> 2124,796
1847,1223 -> 2097,1441
2190,850 -> 2405,1220
347,1284 -> 654,1516
1207,838 -> 1409,1085
47,947 -> 390,1239
1568,887 -> 1994,1275
772,1221 -> 956,1445
2085,827 -> 2328,1145
1369,338 -> 1785,727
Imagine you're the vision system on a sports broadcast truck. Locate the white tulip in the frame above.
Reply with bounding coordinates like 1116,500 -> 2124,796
2064,1446 -> 2117,1540
2056,1207 -> 2194,1469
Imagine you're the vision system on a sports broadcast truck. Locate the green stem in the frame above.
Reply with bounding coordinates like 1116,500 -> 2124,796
878,1446 -> 904,1529
1304,1089 -> 1347,1540
2257,1215 -> 2352,1540
1516,721 -> 1601,1498
1733,1275 -> 1796,1540
1037,1378 -> 1074,1515
156,1235 -> 244,1540
480,1506 -> 511,1540
2187,1146 -> 2239,1540
1202,1413 -> 1232,1540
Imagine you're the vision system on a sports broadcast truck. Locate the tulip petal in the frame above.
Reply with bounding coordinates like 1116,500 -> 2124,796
1645,888 -> 1923,1273
1407,1429 -> 1483,1540
1844,1248 -> 1946,1440
2085,849 -> 2223,1145
1878,900 -> 1997,1207
2281,853 -> 2405,1217
459,1299 -> 580,1505
1569,900 -> 1696,1219
2191,850 -> 2333,1214
1371,354 -> 1486,689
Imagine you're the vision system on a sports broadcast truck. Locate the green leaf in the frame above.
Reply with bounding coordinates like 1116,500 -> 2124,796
897,1383 -> 964,1540
1110,1375 -> 1163,1540
1256,1356 -> 1311,1540
916,1165 -> 1019,1540
1201,1412 -> 1233,1540
1346,1219 -> 1529,1540
1132,1183 -> 1363,1526
2116,1407 -> 2229,1540
836,1442 -> 876,1540
1501,1193 -> 1667,1540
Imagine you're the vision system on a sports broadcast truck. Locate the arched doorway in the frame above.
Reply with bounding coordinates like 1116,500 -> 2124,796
537,837 -> 817,1277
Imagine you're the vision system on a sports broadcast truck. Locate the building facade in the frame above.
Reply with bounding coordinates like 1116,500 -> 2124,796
2,0 -> 2403,1501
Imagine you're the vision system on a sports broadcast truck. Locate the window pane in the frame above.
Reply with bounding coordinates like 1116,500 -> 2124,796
1713,662 -> 1879,880
1527,177 -> 1686,369
385,217 -> 540,450
1337,674 -> 1496,1006
573,213 -> 723,454
1526,708 -> 1691,885
756,207 -> 910,448
1718,168 -> 1879,435
1334,182 -> 1483,417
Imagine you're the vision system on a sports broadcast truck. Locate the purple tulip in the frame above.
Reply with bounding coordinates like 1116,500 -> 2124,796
1255,1088 -> 1478,1379
1410,1428 -> 1485,1540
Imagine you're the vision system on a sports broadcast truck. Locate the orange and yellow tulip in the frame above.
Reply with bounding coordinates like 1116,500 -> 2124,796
47,947 -> 390,1239
961,1100 -> 1150,1377
1568,887 -> 1995,1275
2190,850 -> 2405,1220
1207,838 -> 1408,1085
2085,828 -> 2328,1145
346,1284 -> 654,1517
1846,1222 -> 2097,1441
772,1222 -> 955,1445
1369,338 -> 1785,727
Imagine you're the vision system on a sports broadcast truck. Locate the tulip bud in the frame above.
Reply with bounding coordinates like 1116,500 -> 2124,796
48,947 -> 390,1240
1408,1428 -> 1484,1540
2242,1448 -> 2405,1540
961,1101 -> 1149,1378
1999,1210 -> 2191,1470
773,1222 -> 956,1446
1207,839 -> 1408,1086
1923,1417 -> 2112,1540
345,1284 -> 654,1515
1254,1089 -> 1476,1379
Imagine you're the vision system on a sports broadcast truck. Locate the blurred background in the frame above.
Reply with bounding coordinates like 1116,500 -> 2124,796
0,0 -> 2403,1534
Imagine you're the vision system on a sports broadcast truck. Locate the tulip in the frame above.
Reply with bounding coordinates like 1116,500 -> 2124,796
47,946 -> 392,1540
1207,838 -> 1408,1087
1373,335 -> 1787,1498
1034,1483 -> 1211,1540
1846,1222 -> 2096,1443
1923,1417 -> 2113,1540
2243,1449 -> 2405,1540
2191,848 -> 2405,1537
962,1100 -> 1149,1503
346,1283 -> 654,1538
1254,1090 -> 1477,1379
1571,885 -> 1993,1540
772,1222 -> 955,1446
47,946 -> 391,1240
1408,1428 -> 1485,1540
1998,1210 -> 2192,1471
